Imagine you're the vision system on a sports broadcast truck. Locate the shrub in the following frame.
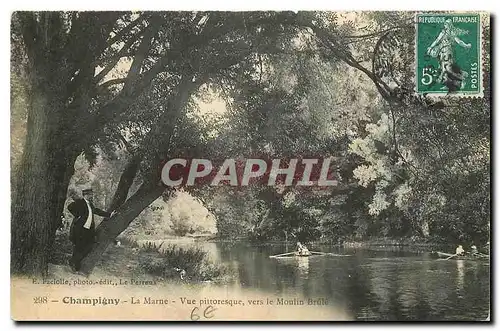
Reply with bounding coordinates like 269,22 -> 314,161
157,245 -> 206,273
141,240 -> 164,252
138,244 -> 229,281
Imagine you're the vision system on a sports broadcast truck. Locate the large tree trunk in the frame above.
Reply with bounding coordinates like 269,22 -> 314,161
10,12 -> 162,276
80,183 -> 169,274
108,155 -> 142,211
11,91 -> 78,276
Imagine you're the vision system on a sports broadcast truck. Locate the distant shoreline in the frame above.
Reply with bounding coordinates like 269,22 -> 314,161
126,234 -> 488,254
207,236 -> 489,252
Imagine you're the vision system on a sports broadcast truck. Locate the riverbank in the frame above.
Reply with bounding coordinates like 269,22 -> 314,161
50,231 -> 231,283
213,236 -> 444,248
339,236 -> 444,248
49,230 -> 480,282
212,234 -> 481,252
28,233 -> 352,320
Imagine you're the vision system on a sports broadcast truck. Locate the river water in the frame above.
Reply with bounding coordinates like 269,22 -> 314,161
189,241 -> 490,321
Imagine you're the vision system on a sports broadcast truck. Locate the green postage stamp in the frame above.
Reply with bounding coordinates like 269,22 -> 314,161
416,13 -> 482,96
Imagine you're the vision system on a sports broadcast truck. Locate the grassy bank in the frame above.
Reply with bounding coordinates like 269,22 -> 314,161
50,230 -> 232,283
122,237 -> 233,282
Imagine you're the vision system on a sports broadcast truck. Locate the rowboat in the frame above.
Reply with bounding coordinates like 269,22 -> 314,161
434,251 -> 489,261
269,251 -> 351,258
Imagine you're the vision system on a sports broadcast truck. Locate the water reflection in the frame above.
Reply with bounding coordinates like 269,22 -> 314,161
456,260 -> 465,293
296,256 -> 309,276
195,242 -> 489,321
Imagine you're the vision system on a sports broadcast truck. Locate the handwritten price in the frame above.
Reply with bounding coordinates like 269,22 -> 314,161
190,305 -> 216,321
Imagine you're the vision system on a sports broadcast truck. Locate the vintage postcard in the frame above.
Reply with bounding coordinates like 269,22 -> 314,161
10,11 -> 491,321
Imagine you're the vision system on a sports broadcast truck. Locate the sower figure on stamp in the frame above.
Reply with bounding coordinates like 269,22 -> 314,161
67,188 -> 116,273
426,19 -> 471,91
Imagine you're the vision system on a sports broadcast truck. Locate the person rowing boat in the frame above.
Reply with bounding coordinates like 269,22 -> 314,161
455,245 -> 465,256
297,242 -> 310,256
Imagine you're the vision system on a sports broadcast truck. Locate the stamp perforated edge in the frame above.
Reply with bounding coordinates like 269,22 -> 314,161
414,11 -> 488,99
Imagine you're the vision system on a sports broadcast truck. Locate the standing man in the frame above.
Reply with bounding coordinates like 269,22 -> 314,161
68,188 -> 115,273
